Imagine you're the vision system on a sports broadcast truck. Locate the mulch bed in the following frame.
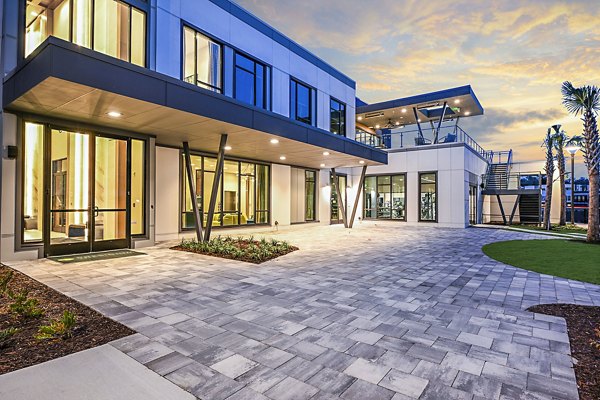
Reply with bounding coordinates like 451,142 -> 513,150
0,264 -> 134,375
172,240 -> 298,264
528,304 -> 600,400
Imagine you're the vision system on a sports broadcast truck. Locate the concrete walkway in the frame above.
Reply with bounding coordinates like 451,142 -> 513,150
7,223 -> 600,399
0,344 -> 194,400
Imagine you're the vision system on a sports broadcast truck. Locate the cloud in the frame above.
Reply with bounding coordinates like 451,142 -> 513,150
232,0 -> 599,167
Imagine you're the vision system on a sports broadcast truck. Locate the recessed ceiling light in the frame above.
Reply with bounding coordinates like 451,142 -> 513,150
320,163 -> 326,167
395,121 -> 400,126
323,151 -> 330,156
401,108 -> 407,113
417,119 -> 422,122
224,146 -> 232,150
279,156 -> 286,160
454,99 -> 460,104
270,139 -> 279,144
357,116 -> 363,121
375,125 -> 380,129
359,160 -> 365,165
107,111 -> 122,118
464,111 -> 471,116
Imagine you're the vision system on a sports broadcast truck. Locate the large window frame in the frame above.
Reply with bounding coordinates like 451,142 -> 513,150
180,153 -> 271,231
290,78 -> 317,126
234,52 -> 271,110
363,174 -> 407,221
182,24 -> 223,93
329,97 -> 346,136
23,0 -> 147,67
305,170 -> 317,222
19,117 -> 149,248
419,171 -> 438,223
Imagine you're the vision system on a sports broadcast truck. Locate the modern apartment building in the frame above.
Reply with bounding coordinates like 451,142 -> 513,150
1,0 -> 498,261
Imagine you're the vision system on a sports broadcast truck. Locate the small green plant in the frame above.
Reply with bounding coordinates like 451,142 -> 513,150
0,270 -> 13,296
177,236 -> 297,263
9,290 -> 44,318
592,326 -> 600,351
36,311 -> 77,340
0,327 -> 18,348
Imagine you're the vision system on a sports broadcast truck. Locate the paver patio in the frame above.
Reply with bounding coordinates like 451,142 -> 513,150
7,223 -> 600,399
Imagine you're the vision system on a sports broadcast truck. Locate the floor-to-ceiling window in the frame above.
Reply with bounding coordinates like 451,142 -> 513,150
130,139 -> 146,235
469,185 -> 477,225
290,79 -> 316,126
419,172 -> 437,222
24,0 -> 146,67
330,98 -> 346,136
183,26 -> 222,93
21,121 -> 147,252
363,174 -> 406,221
305,170 -> 316,221
182,155 -> 270,229
23,122 -> 45,243
234,53 -> 271,110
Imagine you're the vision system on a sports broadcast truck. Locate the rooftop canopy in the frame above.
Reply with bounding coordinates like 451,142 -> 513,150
356,85 -> 483,130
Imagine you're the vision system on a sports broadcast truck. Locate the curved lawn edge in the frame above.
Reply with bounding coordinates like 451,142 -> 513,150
482,239 -> 600,285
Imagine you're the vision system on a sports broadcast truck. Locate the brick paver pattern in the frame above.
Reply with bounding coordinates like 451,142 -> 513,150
10,224 -> 600,400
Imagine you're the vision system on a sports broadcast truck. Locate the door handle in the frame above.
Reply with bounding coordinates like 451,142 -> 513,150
94,206 -> 99,218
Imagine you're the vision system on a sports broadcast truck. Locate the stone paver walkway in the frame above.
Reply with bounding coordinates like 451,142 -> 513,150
8,223 -> 600,400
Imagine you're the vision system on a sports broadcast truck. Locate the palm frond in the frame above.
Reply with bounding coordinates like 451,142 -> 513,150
562,81 -> 600,116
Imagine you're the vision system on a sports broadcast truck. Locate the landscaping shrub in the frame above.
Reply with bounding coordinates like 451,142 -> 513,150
0,327 -> 18,349
36,311 -> 77,340
174,236 -> 298,264
9,290 -> 44,318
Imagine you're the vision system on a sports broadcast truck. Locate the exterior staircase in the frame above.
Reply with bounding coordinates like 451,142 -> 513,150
485,163 -> 509,190
518,193 -> 541,224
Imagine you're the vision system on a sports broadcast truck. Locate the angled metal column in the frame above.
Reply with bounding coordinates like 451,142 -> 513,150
331,168 -> 348,228
204,134 -> 228,242
412,107 -> 424,141
496,194 -> 507,225
509,194 -> 521,225
434,101 -> 448,144
183,142 -> 204,242
349,166 -> 368,228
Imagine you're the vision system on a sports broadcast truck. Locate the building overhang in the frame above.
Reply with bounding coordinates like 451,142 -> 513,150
3,38 -> 386,168
356,85 -> 484,129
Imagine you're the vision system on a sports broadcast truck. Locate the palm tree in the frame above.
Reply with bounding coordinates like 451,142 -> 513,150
551,125 -> 569,226
542,129 -> 555,230
562,82 -> 600,243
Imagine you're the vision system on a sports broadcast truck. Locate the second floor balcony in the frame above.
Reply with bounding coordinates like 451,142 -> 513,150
355,123 -> 489,160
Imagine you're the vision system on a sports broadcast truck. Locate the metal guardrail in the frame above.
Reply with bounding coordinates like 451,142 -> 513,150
484,150 -> 513,166
355,124 -> 490,160
481,172 -> 542,191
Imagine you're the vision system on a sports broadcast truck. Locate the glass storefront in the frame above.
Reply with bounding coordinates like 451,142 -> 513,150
363,174 -> 406,221
21,121 -> 147,255
305,170 -> 316,221
419,172 -> 437,222
182,155 -> 270,229
25,0 -> 146,67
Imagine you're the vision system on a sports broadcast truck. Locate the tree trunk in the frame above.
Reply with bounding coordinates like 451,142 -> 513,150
544,173 -> 553,230
588,171 -> 600,242
583,109 -> 600,243
557,152 -> 567,226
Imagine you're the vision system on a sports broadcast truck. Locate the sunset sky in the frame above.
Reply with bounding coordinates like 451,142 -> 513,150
235,0 -> 600,176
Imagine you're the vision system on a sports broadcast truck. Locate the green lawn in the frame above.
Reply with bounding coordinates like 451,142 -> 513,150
508,224 -> 588,234
482,240 -> 600,285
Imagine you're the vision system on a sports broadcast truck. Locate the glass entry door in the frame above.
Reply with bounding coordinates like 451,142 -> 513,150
46,130 -> 130,256
330,174 -> 347,225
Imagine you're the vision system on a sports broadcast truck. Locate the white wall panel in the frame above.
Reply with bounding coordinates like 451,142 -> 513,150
271,164 -> 291,226
154,147 -> 181,241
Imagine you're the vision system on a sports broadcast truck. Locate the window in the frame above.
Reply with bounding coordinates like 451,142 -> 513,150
23,122 -> 45,243
363,174 -> 406,221
25,0 -> 146,67
330,98 -> 346,136
305,170 -> 316,221
234,53 -> 271,109
183,26 -> 222,92
182,155 -> 270,229
290,79 -> 316,126
419,172 -> 437,222
130,139 -> 145,235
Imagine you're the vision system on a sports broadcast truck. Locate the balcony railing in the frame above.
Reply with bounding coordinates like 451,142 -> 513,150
355,124 -> 489,160
481,171 -> 543,191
